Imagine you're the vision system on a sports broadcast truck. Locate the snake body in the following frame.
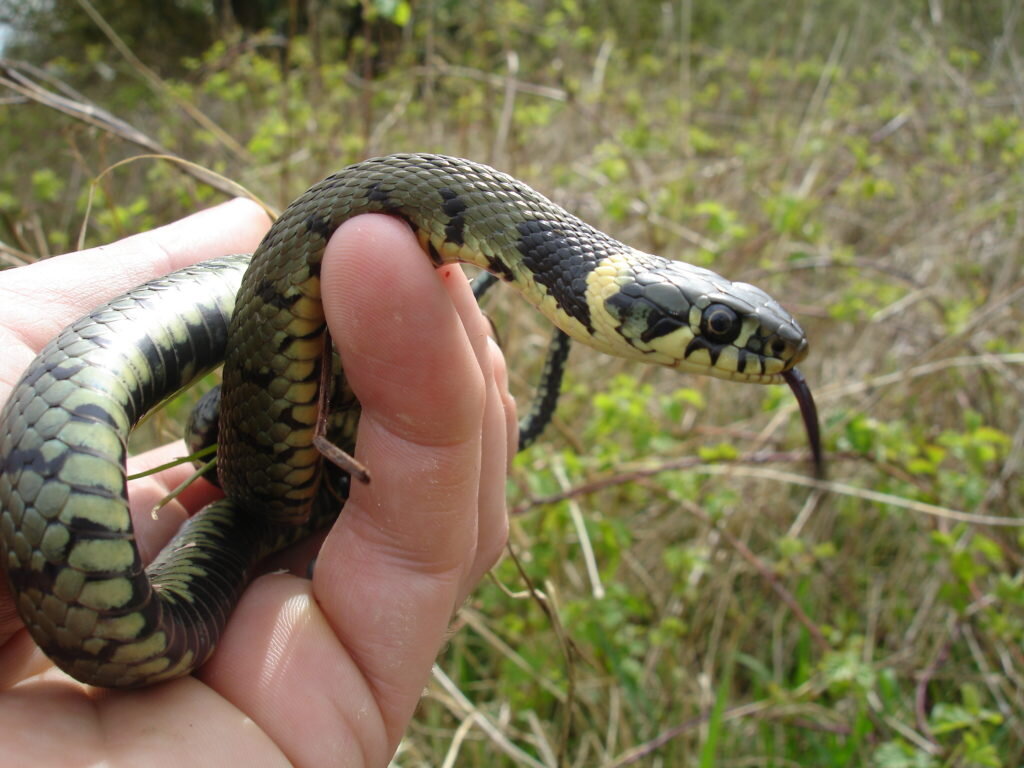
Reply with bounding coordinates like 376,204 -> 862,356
0,154 -> 814,687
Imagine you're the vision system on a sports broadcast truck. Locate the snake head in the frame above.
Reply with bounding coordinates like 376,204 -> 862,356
595,252 -> 808,383
593,252 -> 822,474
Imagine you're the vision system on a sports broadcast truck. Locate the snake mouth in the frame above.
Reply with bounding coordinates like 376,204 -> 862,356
782,367 -> 824,477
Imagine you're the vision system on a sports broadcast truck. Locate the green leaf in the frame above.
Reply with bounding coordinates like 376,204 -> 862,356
697,442 -> 739,462
872,740 -> 938,768
31,168 -> 64,203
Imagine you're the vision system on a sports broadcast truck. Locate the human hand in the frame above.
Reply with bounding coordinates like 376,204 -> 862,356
0,202 -> 514,766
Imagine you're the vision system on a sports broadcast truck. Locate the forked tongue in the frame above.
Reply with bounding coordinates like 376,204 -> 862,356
782,368 -> 824,478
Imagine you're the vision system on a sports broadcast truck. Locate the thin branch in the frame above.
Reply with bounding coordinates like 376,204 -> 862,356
75,0 -> 250,161
667,491 -> 830,653
514,450 -> 823,514
697,465 -> 1024,528
430,664 -> 549,768
0,60 -> 253,203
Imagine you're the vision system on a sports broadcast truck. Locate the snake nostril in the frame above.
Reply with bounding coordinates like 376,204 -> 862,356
770,339 -> 787,357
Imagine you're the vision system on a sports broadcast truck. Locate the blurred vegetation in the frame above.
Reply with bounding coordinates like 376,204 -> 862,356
2,0 -> 1023,765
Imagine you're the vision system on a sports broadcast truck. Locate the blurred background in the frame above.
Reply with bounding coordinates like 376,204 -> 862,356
1,1 -> 1022,765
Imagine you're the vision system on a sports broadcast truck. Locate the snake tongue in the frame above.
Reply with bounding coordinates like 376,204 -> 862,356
782,367 -> 824,478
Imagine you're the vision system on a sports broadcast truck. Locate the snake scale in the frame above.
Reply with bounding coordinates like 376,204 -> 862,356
0,154 -> 820,687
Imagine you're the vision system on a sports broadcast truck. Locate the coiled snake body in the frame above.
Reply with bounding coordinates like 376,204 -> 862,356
0,154 -> 818,687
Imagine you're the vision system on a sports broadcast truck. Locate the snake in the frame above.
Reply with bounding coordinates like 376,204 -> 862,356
0,153 -> 821,688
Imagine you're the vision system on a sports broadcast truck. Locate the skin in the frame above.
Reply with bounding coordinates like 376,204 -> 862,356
0,199 -> 515,767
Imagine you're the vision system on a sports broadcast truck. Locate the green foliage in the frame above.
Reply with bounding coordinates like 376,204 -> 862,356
30,169 -> 64,203
873,740 -> 940,768
2,2 -> 1023,765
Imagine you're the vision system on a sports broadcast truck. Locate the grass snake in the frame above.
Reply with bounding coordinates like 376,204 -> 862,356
0,153 -> 821,687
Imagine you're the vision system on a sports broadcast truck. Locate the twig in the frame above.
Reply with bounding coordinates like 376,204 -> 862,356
669,493 -> 830,653
0,60 -> 253,203
601,700 -> 768,767
697,465 -> 1024,528
504,548 -> 578,766
414,59 -> 567,102
513,450 -> 818,514
492,50 -> 519,166
430,664 -> 549,768
459,608 -> 566,702
75,0 -> 250,162
815,353 -> 1024,410
914,621 -> 954,743
552,456 -> 604,599
603,696 -> 860,767
0,239 -> 34,267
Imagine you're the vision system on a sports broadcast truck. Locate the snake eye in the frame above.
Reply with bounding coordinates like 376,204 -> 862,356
700,303 -> 740,344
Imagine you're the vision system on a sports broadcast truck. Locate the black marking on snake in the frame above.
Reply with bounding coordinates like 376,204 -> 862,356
139,335 -> 170,398
186,389 -> 220,457
76,332 -> 116,349
21,362 -> 56,390
239,365 -> 277,390
70,401 -> 122,429
303,213 -> 332,242
63,510 -> 128,536
685,336 -> 722,366
515,219 -> 599,332
178,320 -> 210,373
604,292 -> 629,319
736,349 -> 748,374
158,334 -> 188,391
6,444 -> 69,477
426,239 -> 444,267
190,302 -> 233,362
366,181 -> 391,204
5,565 -> 77,606
45,360 -> 87,382
485,254 -> 515,282
438,188 -> 467,245
642,316 -> 686,343
255,279 -> 304,311
275,326 -> 324,353
604,289 -> 648,343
